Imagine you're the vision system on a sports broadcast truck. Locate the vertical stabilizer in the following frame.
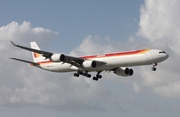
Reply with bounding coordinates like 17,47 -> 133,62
30,42 -> 46,63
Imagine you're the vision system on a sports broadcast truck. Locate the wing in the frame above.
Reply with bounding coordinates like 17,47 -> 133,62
10,41 -> 53,59
64,55 -> 106,68
10,58 -> 39,66
10,41 -> 106,68
63,55 -> 84,67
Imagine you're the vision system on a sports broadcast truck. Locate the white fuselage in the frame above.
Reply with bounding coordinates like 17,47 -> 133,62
37,49 -> 169,72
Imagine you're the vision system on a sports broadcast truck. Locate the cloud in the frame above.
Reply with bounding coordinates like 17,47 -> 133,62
0,21 -> 114,111
137,0 -> 180,54
136,0 -> 180,99
137,0 -> 180,41
70,35 -> 130,56
0,21 -> 58,106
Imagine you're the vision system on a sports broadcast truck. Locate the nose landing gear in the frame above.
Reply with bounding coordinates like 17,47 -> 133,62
151,63 -> 157,71
151,67 -> 156,71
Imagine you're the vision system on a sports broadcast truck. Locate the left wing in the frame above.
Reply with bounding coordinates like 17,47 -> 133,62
10,58 -> 39,66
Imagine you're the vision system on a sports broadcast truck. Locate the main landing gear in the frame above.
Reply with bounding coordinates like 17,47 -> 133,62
73,71 -> 102,81
74,71 -> 91,78
93,72 -> 102,81
151,63 -> 157,71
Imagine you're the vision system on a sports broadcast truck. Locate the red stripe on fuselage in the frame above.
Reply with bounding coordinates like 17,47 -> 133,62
80,49 -> 148,59
37,61 -> 53,65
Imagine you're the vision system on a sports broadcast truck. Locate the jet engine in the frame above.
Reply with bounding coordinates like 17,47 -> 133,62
50,53 -> 65,62
82,60 -> 96,68
114,67 -> 133,76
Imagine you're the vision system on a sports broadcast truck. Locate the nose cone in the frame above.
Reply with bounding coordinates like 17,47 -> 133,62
149,49 -> 169,63
165,53 -> 169,59
161,53 -> 169,61
158,50 -> 169,61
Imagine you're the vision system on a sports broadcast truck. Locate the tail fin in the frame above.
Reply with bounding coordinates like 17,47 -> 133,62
30,42 -> 46,63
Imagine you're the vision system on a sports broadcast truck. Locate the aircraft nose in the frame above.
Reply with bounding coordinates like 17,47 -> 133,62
165,53 -> 169,59
162,53 -> 169,60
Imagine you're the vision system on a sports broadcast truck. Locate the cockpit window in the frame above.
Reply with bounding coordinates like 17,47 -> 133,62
159,51 -> 166,54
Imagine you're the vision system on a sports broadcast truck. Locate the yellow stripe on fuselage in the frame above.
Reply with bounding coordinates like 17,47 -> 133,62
138,49 -> 150,54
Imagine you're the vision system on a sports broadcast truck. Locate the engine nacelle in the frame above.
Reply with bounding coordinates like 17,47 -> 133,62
114,67 -> 133,76
82,60 -> 96,68
50,53 -> 65,62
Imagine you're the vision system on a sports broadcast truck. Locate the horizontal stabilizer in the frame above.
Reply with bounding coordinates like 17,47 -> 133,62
10,58 -> 39,66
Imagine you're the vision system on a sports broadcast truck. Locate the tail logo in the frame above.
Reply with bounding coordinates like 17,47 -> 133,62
33,52 -> 40,58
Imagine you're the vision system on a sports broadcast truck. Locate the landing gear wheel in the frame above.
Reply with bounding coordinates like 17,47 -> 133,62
93,77 -> 98,81
96,74 -> 102,79
86,74 -> 91,78
151,67 -> 156,71
94,71 -> 102,80
151,63 -> 157,71
74,73 -> 79,77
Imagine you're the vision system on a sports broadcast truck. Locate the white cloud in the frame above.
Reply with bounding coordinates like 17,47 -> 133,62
137,0 -> 180,55
0,21 -> 59,106
137,0 -> 180,41
0,22 -> 115,111
136,0 -> 180,99
70,35 -> 129,56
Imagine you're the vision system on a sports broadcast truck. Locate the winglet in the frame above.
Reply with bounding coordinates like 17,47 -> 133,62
10,41 -> 17,46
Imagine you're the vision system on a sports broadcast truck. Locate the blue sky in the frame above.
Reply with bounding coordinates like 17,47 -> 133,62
1,0 -> 180,117
0,0 -> 143,52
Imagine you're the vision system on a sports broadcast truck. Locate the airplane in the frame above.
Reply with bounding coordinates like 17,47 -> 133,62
10,41 -> 169,81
